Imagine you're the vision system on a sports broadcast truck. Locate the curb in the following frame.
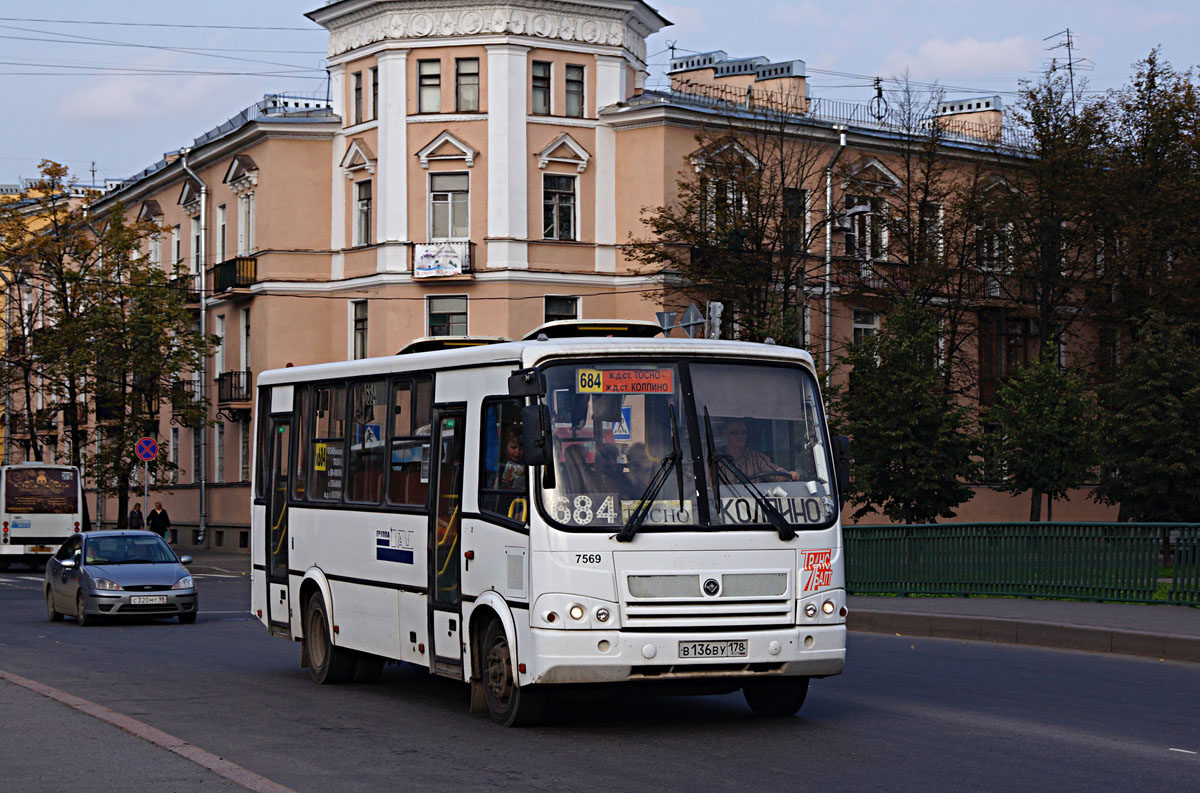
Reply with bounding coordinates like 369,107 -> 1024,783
849,610 -> 1200,663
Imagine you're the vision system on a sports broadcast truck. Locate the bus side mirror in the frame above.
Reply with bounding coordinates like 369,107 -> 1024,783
520,404 -> 554,467
508,368 -> 546,398
832,436 -> 851,506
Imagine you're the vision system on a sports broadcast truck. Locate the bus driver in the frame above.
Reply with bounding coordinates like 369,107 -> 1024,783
720,419 -> 798,482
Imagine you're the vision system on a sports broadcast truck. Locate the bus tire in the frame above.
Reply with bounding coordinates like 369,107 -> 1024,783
304,592 -> 354,684
482,618 -> 546,727
351,652 -> 384,684
743,677 -> 809,718
46,588 -> 63,621
75,593 -> 93,627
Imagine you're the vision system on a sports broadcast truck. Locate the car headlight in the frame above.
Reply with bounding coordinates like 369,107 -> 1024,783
93,578 -> 123,591
172,575 -> 194,590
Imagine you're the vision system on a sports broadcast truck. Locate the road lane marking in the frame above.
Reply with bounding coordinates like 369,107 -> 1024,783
1169,748 -> 1197,755
0,667 -> 301,793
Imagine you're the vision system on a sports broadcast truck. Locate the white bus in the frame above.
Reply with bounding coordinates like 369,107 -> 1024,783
1,463 -> 84,570
250,325 -> 850,725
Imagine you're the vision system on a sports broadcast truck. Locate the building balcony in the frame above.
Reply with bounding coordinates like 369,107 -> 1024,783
217,370 -> 252,405
212,256 -> 257,293
413,241 -> 473,278
170,380 -> 203,412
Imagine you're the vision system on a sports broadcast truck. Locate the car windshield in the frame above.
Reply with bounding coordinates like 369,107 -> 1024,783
536,359 -> 836,532
84,535 -> 176,565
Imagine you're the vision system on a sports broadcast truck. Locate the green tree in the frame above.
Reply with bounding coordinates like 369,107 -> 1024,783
985,347 -> 1097,521
0,162 -> 210,525
1094,313 -> 1200,523
832,300 -> 977,523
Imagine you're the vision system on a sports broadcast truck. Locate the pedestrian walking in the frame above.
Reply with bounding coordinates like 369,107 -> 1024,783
127,502 -> 145,530
147,501 -> 172,541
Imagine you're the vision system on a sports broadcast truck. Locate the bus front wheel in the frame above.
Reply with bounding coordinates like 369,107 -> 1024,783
743,677 -> 809,718
482,619 -> 546,727
304,592 -> 355,684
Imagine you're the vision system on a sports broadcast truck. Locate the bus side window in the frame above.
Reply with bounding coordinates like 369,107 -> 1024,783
479,398 -> 528,522
291,386 -> 310,501
310,383 -> 347,502
388,376 -> 432,508
347,379 -> 386,504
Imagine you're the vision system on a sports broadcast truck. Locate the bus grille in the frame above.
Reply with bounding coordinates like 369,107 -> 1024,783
622,598 -> 794,629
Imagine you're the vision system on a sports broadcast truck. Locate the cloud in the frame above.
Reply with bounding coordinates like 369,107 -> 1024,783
886,35 -> 1042,81
57,72 -> 232,127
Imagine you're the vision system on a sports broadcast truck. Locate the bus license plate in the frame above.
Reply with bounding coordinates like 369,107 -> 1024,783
29,546 -> 51,553
130,596 -> 167,605
678,640 -> 748,659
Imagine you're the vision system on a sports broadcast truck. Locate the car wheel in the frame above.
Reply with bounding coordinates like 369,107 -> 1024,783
75,592 -> 93,627
742,677 -> 809,717
482,618 -> 547,727
46,588 -> 63,622
178,612 -> 197,625
304,592 -> 355,684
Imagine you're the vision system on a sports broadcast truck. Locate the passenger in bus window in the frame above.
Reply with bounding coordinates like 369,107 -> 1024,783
624,442 -> 657,492
494,428 -> 527,492
720,419 -> 797,482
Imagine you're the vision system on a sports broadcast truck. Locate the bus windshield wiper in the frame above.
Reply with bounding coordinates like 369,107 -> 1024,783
616,409 -> 685,543
703,407 -> 796,542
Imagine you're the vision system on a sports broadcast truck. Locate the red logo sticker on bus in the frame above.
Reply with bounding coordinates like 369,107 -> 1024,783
577,368 -> 674,394
802,549 -> 833,592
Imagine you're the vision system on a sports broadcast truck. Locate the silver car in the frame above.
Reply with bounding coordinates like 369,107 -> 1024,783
44,530 -> 198,625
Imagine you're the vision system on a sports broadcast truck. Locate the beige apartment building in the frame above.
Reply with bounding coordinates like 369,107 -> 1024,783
81,0 -> 1112,545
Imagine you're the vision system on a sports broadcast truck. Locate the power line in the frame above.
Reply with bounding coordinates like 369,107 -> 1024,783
0,17 -> 323,32
0,33 -> 324,55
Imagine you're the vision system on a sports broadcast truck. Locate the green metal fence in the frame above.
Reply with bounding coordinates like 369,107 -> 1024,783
845,523 -> 1200,604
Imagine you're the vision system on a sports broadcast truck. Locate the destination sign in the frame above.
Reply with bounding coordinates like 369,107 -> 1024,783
576,368 -> 674,394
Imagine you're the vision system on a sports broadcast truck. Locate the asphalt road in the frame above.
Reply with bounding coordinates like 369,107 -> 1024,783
1,570 -> 1197,793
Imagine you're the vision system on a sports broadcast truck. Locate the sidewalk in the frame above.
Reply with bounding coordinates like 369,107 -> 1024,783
177,547 -> 1200,663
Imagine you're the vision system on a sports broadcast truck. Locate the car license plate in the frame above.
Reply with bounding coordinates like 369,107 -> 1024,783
29,546 -> 51,553
678,640 -> 748,659
130,595 -> 167,605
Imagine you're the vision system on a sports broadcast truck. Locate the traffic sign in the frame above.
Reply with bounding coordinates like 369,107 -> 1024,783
135,437 -> 158,461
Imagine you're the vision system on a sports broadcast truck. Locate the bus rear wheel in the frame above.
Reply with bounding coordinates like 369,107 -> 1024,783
304,592 -> 355,684
482,619 -> 546,727
743,677 -> 809,718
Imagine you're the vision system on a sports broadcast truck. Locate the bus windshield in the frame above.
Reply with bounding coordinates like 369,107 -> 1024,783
537,360 -> 836,532
3,467 -> 79,514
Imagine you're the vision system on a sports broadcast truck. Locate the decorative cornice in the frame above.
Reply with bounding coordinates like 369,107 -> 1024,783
340,138 -> 378,178
324,2 -> 652,64
416,130 -> 478,168
535,131 -> 590,172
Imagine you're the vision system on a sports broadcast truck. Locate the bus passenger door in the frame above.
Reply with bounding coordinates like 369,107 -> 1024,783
428,405 -> 466,676
266,416 -> 291,632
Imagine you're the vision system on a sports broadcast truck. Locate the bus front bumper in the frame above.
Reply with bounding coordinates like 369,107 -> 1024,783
525,624 -> 846,686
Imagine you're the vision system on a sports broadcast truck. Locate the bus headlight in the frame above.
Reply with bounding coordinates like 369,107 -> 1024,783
804,603 -> 818,619
595,608 -> 611,623
822,600 -> 835,615
569,604 -> 586,621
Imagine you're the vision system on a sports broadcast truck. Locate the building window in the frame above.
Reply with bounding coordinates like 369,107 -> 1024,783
430,173 -> 469,240
172,225 -> 182,267
192,427 -> 202,484
532,61 -> 551,115
419,60 -> 441,113
428,296 -> 467,336
170,427 -> 179,484
191,217 -> 201,274
565,64 -> 585,117
214,314 -> 226,376
216,204 -> 227,263
845,195 -> 886,262
544,296 -> 578,323
852,309 -> 879,345
215,422 -> 226,483
543,174 -> 576,241
240,307 -> 250,371
456,58 -> 479,112
237,193 -> 255,254
353,70 -> 363,124
355,180 -> 372,246
370,66 -> 378,120
352,301 -> 368,360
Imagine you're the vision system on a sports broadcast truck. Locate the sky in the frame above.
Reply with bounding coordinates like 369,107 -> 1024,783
1,1 -> 1196,185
